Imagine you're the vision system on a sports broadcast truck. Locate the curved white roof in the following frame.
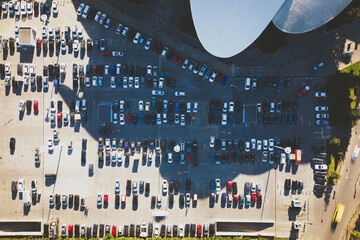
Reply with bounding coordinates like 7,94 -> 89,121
190,0 -> 285,58
272,0 -> 352,34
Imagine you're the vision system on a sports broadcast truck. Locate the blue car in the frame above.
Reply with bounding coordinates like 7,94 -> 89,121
221,193 -> 226,205
110,64 -> 115,76
98,76 -> 103,87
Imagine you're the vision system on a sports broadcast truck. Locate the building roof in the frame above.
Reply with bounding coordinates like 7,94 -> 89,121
19,27 -> 36,46
272,0 -> 352,34
190,0 -> 285,58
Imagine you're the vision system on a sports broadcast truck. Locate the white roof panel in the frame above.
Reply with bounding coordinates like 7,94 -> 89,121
272,0 -> 352,34
190,0 -> 286,58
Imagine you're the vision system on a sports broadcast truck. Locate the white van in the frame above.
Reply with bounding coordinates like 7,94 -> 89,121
81,5 -> 91,19
82,99 -> 87,111
291,200 -> 302,208
245,78 -> 251,90
75,100 -> 80,113
23,190 -> 31,206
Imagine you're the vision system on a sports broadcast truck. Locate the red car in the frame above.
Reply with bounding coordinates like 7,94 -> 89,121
92,64 -> 97,75
233,195 -> 238,205
197,224 -> 202,236
127,114 -> 132,125
104,194 -> 108,205
68,225 -> 73,235
297,85 -> 310,97
257,193 -> 262,206
227,151 -> 232,162
177,56 -> 184,66
186,153 -> 191,163
33,100 -> 39,112
57,112 -> 62,124
36,39 -> 42,49
111,225 -> 117,236
251,193 -> 256,205
227,181 -> 232,193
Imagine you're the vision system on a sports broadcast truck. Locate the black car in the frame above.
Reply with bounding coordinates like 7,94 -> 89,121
292,180 -> 298,191
69,194 -> 73,206
160,224 -> 166,238
81,150 -> 86,163
232,182 -> 238,194
179,193 -> 184,206
82,138 -> 87,150
10,137 -> 16,150
92,224 -> 98,238
99,224 -> 104,237
74,224 -> 80,238
43,224 -> 49,237
145,182 -> 150,193
74,194 -> 79,206
123,225 -> 129,237
148,222 -> 153,238
285,179 -> 291,190
136,224 -> 140,237
169,193 -> 174,206
190,223 -> 196,237
185,224 -> 190,237
151,196 -> 156,207
86,227 -> 91,238
87,39 -> 92,50
130,224 -> 135,237
126,180 -> 131,192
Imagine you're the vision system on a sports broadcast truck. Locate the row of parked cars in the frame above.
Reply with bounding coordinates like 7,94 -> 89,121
1,0 -> 55,19
51,221 -> 215,238
245,77 -> 293,90
77,2 -> 228,86
110,99 -> 198,125
97,137 -> 200,166
313,89 -> 329,126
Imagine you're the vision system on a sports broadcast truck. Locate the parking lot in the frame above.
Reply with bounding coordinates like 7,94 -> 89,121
0,1 -> 329,238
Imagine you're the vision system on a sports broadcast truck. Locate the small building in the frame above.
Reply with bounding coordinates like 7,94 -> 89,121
242,104 -> 257,124
18,27 -> 36,48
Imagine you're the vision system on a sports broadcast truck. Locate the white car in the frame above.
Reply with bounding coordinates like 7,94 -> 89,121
182,59 -> 189,69
269,139 -> 274,151
134,77 -> 140,88
178,225 -> 184,237
315,164 -> 328,171
161,47 -> 168,57
138,101 -> 144,111
221,113 -> 227,125
105,138 -> 111,151
263,139 -> 268,150
122,27 -> 129,36
15,26 -> 19,38
78,28 -> 83,39
104,65 -> 109,75
111,151 -> 117,163
92,76 -> 97,86
209,71 -> 217,82
144,38 -> 152,50
167,153 -> 173,163
185,193 -> 191,207
116,64 -> 121,75
245,141 -> 250,152
5,63 -> 11,75
18,179 -> 24,193
60,63 -> 66,74
152,90 -> 164,96
97,194 -> 102,206
256,140 -> 262,151
73,40 -> 79,52
315,92 -> 327,97
94,11 -> 101,22
99,13 -> 107,25
104,18 -> 111,29
262,151 -> 268,163
223,102 -> 228,112
26,2 -> 32,15
123,77 -> 128,88
181,114 -> 185,126
280,153 -> 286,164
316,120 -> 329,126
251,139 -> 256,150
20,1 -> 26,15
133,32 -> 141,44
215,178 -> 221,194
229,102 -> 234,112
29,64 -> 35,75
145,102 -> 150,112
42,26 -> 47,38
48,139 -> 54,151
193,102 -> 198,113
52,1 -> 58,14
315,106 -> 328,111
50,100 -> 56,113
316,113 -> 329,119
77,3 -> 85,15
209,136 -> 215,148
110,76 -> 116,88
159,77 -> 164,88
270,102 -> 275,113
116,24 -> 123,34
162,180 -> 168,194
61,38 -> 66,51
147,65 -> 152,76
119,114 -> 125,125
117,152 -> 122,163
175,91 -> 186,96
154,224 -> 159,237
